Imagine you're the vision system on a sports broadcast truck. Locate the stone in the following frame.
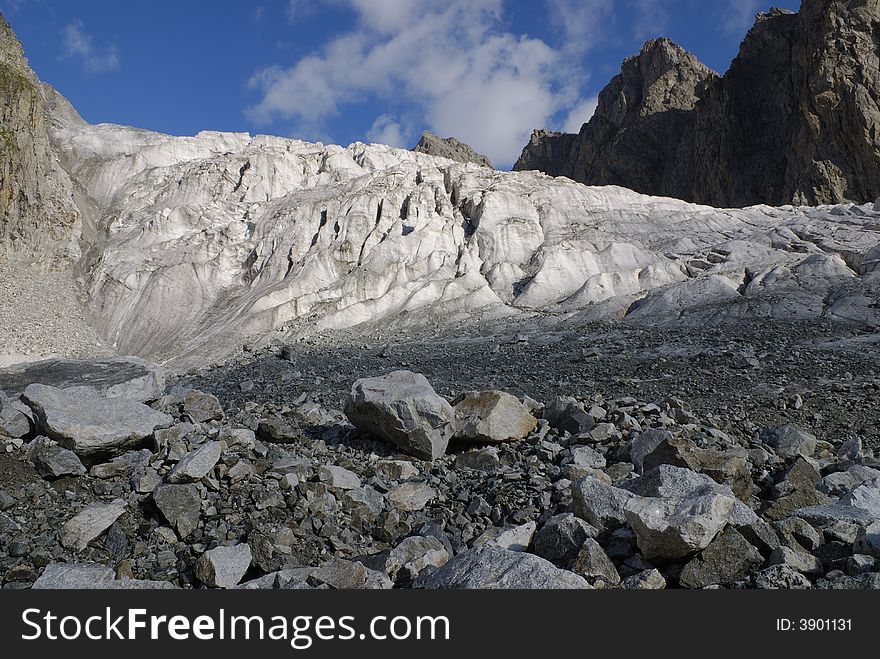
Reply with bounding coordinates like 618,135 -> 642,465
195,543 -> 252,588
474,521 -> 537,552
571,538 -> 620,585
90,449 -> 152,479
0,490 -> 16,510
452,390 -> 536,443
768,546 -> 823,577
256,417 -> 304,444
0,512 -> 20,533
0,395 -> 32,438
571,477 -> 634,531
61,499 -> 126,551
542,397 -> 594,436
412,131 -> 493,168
23,384 -> 173,458
311,558 -> 369,589
32,563 -> 117,589
679,527 -> 764,588
318,465 -> 362,490
167,441 -> 222,483
759,425 -> 817,460
27,436 -> 86,478
387,482 -> 436,512
752,565 -> 813,589
629,429 -> 672,473
533,513 -> 599,566
624,488 -> 738,561
0,357 -> 165,402
774,517 -> 822,551
182,390 -> 224,423
345,371 -> 454,461
374,459 -> 420,481
424,547 -> 590,589
153,484 -> 202,538
840,477 -> 880,517
789,504 -> 875,527
619,569 -> 667,590
453,447 -> 501,472
383,536 -> 450,584
218,427 -> 257,450
854,522 -> 880,559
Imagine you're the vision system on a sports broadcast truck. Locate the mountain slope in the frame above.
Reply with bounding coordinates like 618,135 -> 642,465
515,0 -> 880,208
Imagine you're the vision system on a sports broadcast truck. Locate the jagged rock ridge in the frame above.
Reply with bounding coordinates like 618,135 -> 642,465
515,0 -> 880,208
412,131 -> 494,169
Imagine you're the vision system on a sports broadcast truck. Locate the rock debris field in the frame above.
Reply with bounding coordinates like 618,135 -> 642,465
1,320 -> 879,590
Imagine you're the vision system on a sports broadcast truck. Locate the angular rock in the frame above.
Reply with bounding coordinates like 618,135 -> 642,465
570,538 -> 620,585
474,521 -> 536,552
543,397 -> 594,436
318,465 -> 362,490
624,488 -> 737,561
424,547 -> 591,589
196,544 -> 252,588
854,522 -> 880,559
61,499 -> 126,551
533,513 -> 599,566
153,484 -> 202,538
32,563 -> 117,589
789,504 -> 875,527
840,477 -> 880,517
412,131 -> 493,168
27,436 -> 86,478
345,371 -> 454,461
759,425 -> 817,460
387,482 -> 436,512
182,390 -> 224,423
167,441 -> 221,483
452,390 -> 536,444
679,527 -> 764,588
23,384 -> 172,458
0,394 -> 32,438
752,565 -> 813,589
619,568 -> 667,590
453,447 -> 501,472
383,536 -> 450,584
374,459 -> 420,481
571,477 -> 634,531
768,546 -> 823,577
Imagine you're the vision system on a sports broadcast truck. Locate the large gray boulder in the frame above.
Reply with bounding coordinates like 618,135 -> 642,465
167,441 -> 221,484
0,357 -> 165,402
32,563 -> 117,589
345,371 -> 454,461
27,436 -> 86,478
624,486 -> 738,561
195,544 -> 252,588
452,390 -> 536,444
22,384 -> 172,458
153,484 -> 202,538
424,547 -> 591,589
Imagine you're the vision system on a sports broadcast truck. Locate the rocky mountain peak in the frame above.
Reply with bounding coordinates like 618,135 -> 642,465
516,0 -> 880,207
412,131 -> 494,169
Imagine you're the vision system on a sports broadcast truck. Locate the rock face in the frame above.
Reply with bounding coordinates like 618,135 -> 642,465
0,14 -> 81,262
412,131 -> 493,169
345,371 -> 454,461
515,1 -> 880,207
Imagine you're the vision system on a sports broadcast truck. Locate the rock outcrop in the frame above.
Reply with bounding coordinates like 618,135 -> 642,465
0,13 -> 80,262
412,131 -> 493,168
515,1 -> 880,207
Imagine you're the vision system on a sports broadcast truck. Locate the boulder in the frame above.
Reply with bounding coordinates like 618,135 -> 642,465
318,465 -> 362,490
0,357 -> 165,402
542,397 -> 595,436
153,484 -> 202,537
424,547 -> 591,589
571,477 -> 634,531
532,513 -> 599,566
387,482 -> 436,512
23,384 -> 172,458
759,425 -> 817,459
27,436 -> 85,478
182,390 -> 224,423
195,544 -> 252,588
570,538 -> 620,585
854,521 -> 880,558
624,487 -> 738,561
32,563 -> 116,589
167,441 -> 221,483
452,390 -> 536,443
345,371 -> 454,461
679,527 -> 764,588
60,499 -> 127,551
474,521 -> 537,552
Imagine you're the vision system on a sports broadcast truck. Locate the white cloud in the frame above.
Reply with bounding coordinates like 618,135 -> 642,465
545,0 -> 613,54
61,20 -> 119,75
254,5 -> 265,22
562,95 -> 598,133
722,0 -> 761,35
248,0 -> 592,168
366,114 -> 408,147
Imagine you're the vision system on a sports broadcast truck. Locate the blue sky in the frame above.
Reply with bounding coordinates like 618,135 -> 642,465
2,0 -> 801,167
